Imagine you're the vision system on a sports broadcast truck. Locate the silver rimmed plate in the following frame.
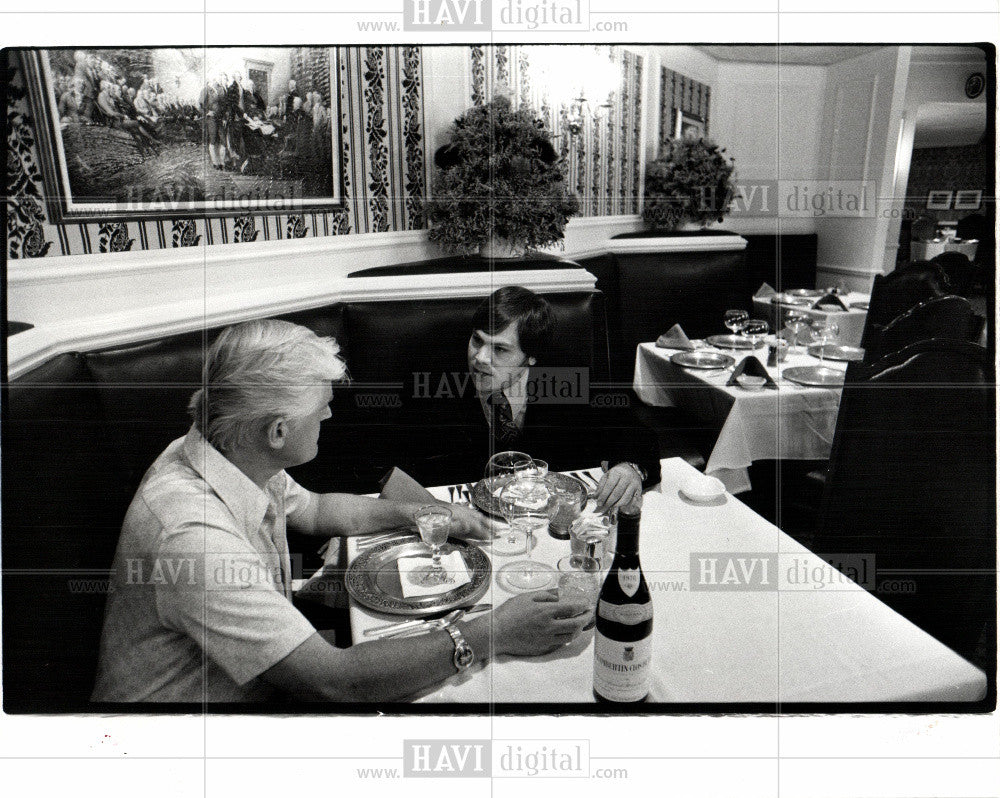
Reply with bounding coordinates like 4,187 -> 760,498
670,350 -> 736,370
771,294 -> 813,306
345,537 -> 491,616
786,288 -> 823,298
782,365 -> 846,388
471,472 -> 588,518
706,334 -> 764,350
850,301 -> 870,311
807,344 -> 865,362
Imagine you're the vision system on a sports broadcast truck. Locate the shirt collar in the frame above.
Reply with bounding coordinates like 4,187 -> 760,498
182,426 -> 277,535
503,369 -> 531,421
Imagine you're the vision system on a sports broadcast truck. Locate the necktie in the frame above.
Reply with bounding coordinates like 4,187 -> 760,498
488,392 -> 521,443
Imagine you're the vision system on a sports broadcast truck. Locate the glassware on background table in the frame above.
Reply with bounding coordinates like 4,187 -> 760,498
811,320 -> 840,365
740,319 -> 769,351
723,309 -> 749,361
411,505 -> 453,587
784,311 -> 811,350
496,476 -> 558,591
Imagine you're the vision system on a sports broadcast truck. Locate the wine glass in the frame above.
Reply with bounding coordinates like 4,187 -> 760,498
740,319 -> 769,351
485,451 -> 534,482
411,505 -> 453,587
810,320 -> 840,365
784,311 -> 811,350
530,459 -> 549,478
723,309 -> 749,359
496,476 -> 558,591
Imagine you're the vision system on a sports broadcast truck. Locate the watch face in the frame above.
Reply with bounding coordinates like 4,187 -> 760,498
965,72 -> 985,99
455,644 -> 475,669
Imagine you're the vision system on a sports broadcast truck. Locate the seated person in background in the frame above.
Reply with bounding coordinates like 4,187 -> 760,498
92,319 -> 590,703
403,286 -> 660,511
872,260 -> 951,328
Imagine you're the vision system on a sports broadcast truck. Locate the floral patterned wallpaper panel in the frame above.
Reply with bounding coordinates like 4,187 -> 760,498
5,46 -> 427,258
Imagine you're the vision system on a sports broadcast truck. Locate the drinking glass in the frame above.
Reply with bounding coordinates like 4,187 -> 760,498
740,319 -> 769,350
784,311 -> 811,350
558,513 -> 613,572
497,476 -> 557,591
411,505 -> 453,587
557,562 -> 601,631
811,320 -> 840,365
485,451 -> 534,482
547,479 -> 588,539
723,309 -> 749,359
530,459 -> 549,478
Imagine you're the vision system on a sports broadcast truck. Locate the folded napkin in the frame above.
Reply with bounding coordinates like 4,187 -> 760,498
655,323 -> 696,350
812,293 -> 849,311
726,355 -> 778,390
397,550 -> 471,597
754,282 -> 777,299
379,466 -> 437,503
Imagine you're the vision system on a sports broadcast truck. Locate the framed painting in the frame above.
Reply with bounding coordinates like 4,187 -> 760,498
926,190 -> 953,211
953,190 -> 982,211
674,108 -> 706,140
19,47 -> 343,222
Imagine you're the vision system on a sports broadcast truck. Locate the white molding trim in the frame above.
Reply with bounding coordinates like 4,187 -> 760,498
816,262 -> 883,277
603,233 -> 748,254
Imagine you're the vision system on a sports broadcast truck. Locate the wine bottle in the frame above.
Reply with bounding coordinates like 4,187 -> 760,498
593,502 -> 652,703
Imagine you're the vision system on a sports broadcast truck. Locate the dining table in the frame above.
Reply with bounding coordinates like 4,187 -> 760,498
633,341 -> 847,494
324,458 -> 987,705
753,289 -> 870,347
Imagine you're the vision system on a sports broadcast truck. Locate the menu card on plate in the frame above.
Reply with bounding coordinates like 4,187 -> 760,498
397,551 -> 471,597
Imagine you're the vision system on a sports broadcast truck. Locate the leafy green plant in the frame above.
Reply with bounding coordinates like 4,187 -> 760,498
643,137 -> 736,229
426,96 -> 579,255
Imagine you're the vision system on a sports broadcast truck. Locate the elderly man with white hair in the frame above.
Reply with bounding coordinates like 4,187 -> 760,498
92,319 -> 590,703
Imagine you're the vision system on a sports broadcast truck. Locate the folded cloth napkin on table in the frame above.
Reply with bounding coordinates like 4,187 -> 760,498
754,282 -> 777,298
655,323 -> 696,350
726,355 -> 778,389
378,466 -> 437,503
397,550 -> 471,597
812,293 -> 849,311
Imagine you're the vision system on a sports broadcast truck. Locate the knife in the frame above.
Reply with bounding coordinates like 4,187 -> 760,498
364,602 -> 492,638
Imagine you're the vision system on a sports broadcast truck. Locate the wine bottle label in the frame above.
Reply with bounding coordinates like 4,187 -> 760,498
618,567 -> 641,596
593,632 -> 652,702
598,599 -> 653,625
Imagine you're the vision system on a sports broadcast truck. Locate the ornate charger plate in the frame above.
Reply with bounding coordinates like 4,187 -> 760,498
345,537 -> 491,616
670,350 -> 736,370
807,344 -> 865,362
785,288 -> 824,298
706,334 -> 764,350
782,365 -> 846,388
771,294 -> 813,306
470,472 -> 588,518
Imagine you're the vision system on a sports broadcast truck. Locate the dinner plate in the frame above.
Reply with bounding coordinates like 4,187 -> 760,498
850,301 -> 870,311
785,288 -> 824,298
470,472 -> 588,518
705,334 -> 764,350
807,344 -> 865,362
345,537 -> 491,616
670,350 -> 736,370
771,294 -> 814,306
782,365 -> 846,388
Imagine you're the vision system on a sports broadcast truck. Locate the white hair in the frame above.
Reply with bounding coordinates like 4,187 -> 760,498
189,319 -> 346,453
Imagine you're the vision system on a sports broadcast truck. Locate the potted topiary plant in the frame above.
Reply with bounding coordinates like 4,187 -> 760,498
427,95 -> 579,257
643,137 -> 736,231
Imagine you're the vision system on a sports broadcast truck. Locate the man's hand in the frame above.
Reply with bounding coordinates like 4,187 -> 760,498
489,591 -> 592,656
593,463 -> 642,514
446,503 -> 493,541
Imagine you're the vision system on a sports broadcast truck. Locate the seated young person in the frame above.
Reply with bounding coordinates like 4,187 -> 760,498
92,319 -> 590,703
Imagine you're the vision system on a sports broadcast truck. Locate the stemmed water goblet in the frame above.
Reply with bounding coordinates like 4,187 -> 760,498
723,309 -> 749,360
739,319 -> 769,351
496,475 -> 558,591
410,505 -> 453,587
785,311 -> 811,351
811,320 -> 840,366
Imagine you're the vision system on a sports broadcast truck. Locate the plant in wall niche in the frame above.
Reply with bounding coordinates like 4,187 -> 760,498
643,137 -> 736,230
426,95 -> 579,257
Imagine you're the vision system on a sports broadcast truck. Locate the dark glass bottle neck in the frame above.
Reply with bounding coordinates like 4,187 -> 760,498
615,511 -> 641,558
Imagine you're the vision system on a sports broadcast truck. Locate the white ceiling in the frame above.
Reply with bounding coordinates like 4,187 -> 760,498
914,102 -> 987,149
695,45 -> 884,65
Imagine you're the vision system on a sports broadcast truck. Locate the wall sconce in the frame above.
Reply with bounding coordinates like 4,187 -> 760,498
565,91 -> 613,136
529,45 -> 618,136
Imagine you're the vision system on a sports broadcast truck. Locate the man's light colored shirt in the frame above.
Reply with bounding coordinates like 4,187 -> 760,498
92,427 -> 317,702
479,369 -> 529,430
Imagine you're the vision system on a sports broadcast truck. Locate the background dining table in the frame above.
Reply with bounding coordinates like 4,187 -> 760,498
633,341 -> 846,494
330,458 -> 987,705
753,290 -> 870,347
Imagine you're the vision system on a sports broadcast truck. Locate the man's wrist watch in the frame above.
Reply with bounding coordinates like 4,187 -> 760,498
445,624 -> 475,671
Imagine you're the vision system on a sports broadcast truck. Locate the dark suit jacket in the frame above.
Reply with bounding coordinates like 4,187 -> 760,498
395,370 -> 661,490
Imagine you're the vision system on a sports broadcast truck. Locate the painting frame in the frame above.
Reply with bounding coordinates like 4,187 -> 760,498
19,47 -> 344,223
953,189 -> 983,211
926,190 -> 953,211
674,107 -> 706,140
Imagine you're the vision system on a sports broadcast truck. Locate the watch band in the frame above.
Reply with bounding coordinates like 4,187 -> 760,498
622,461 -> 648,482
445,624 -> 475,671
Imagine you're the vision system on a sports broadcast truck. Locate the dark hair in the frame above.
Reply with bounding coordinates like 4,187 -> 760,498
471,286 -> 555,360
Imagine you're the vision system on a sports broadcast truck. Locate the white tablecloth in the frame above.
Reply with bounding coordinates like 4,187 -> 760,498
341,459 -> 987,704
633,342 -> 844,493
753,291 -> 869,347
